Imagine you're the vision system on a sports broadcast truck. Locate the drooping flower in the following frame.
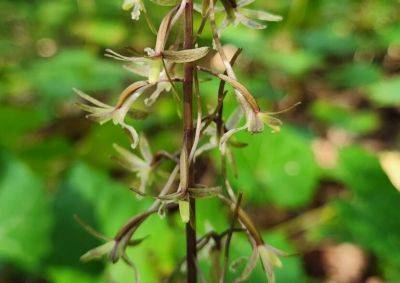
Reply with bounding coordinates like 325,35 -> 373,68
197,67 -> 286,147
219,99 -> 285,149
113,135 -> 153,194
122,0 -> 144,20
74,81 -> 151,148
105,46 -> 209,107
195,108 -> 242,157
219,0 -> 282,31
258,244 -> 286,283
234,243 -> 286,283
122,54 -> 174,106
107,5 -> 210,83
80,241 -> 115,262
195,0 -> 282,33
106,45 -> 209,84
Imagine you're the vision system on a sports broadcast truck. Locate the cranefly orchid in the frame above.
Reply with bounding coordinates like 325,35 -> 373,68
113,136 -> 153,194
75,0 -> 291,282
74,81 -> 151,148
219,0 -> 282,31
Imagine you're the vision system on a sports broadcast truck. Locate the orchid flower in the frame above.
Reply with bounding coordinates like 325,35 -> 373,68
122,0 -> 145,20
219,98 -> 289,149
194,124 -> 218,159
74,81 -> 151,148
197,67 -> 284,148
195,0 -> 282,33
107,4 -> 210,108
123,55 -> 174,106
107,5 -> 210,84
113,136 -> 153,194
219,0 -> 282,32
195,108 -> 242,157
258,244 -> 286,283
234,243 -> 286,283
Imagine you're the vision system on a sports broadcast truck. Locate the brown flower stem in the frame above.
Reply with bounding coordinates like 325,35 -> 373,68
221,192 -> 243,282
219,195 -> 264,245
183,0 -> 197,282
199,48 -> 242,136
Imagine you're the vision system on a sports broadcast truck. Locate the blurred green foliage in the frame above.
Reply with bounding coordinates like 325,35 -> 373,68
1,0 -> 400,282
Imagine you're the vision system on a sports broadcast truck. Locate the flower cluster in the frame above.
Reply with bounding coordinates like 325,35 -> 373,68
75,0 -> 290,282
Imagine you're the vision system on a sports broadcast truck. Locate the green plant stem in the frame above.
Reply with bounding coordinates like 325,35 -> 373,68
183,0 -> 197,282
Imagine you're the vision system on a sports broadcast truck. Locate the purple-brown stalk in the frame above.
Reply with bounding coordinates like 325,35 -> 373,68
183,0 -> 197,282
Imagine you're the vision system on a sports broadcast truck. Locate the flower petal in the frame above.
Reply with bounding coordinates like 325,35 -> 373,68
233,247 -> 259,283
155,6 -> 177,53
241,8 -> 283,21
74,88 -> 111,108
86,109 -> 114,124
122,0 -> 135,10
80,241 -> 115,262
105,48 -> 148,62
257,113 -> 282,133
237,0 -> 255,7
113,143 -> 147,171
220,125 -> 247,151
138,170 -> 150,193
162,47 -> 210,63
139,135 -> 153,162
236,13 -> 266,29
123,61 -> 151,77
144,81 -> 170,106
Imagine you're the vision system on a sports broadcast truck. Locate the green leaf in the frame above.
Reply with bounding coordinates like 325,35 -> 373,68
297,27 -> 357,56
71,21 -> 126,46
31,49 -> 127,104
365,76 -> 400,106
47,267 -> 102,283
311,100 -> 380,134
0,106 -> 48,148
48,162 -> 143,271
327,62 -> 382,89
196,197 -> 229,234
231,126 -> 319,208
63,162 -> 146,235
0,152 -> 53,270
328,146 -> 400,277
262,49 -> 322,77
78,123 -> 132,169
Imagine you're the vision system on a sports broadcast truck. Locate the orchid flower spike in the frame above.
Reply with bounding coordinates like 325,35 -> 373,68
113,135 -> 153,194
74,81 -> 151,148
